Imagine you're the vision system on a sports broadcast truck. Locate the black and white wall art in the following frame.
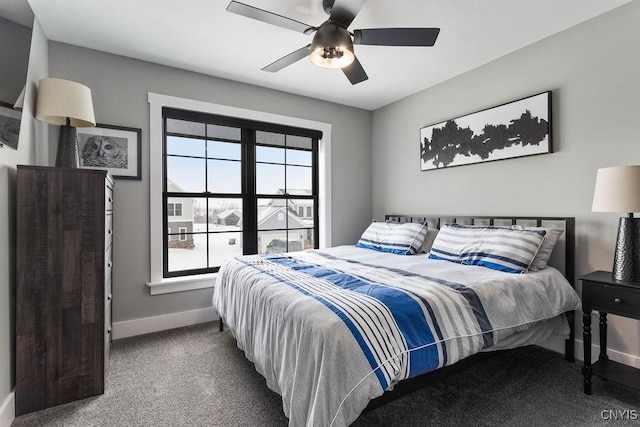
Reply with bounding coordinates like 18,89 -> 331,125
78,123 -> 142,179
0,101 -> 21,150
420,91 -> 552,171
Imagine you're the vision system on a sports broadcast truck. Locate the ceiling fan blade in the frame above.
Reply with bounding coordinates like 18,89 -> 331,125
353,28 -> 440,46
262,45 -> 311,72
227,1 -> 314,34
328,0 -> 367,28
342,56 -> 368,85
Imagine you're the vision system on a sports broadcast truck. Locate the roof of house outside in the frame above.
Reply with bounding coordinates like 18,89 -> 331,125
277,189 -> 312,196
218,209 -> 241,219
257,206 -> 306,228
167,178 -> 186,193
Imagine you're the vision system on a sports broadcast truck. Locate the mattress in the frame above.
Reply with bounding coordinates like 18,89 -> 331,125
213,245 -> 581,426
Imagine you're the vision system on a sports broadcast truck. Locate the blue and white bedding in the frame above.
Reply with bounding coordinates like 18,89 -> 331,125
213,245 -> 581,426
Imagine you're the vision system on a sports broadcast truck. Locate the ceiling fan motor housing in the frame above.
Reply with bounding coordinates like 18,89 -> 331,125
322,0 -> 336,15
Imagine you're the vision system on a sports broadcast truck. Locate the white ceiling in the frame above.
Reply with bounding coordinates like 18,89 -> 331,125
9,0 -> 634,110
0,0 -> 32,27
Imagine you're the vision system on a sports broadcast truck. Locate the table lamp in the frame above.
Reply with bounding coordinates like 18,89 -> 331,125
592,165 -> 640,282
35,78 -> 96,168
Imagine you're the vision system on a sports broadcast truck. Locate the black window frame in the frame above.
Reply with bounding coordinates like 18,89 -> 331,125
162,107 -> 321,278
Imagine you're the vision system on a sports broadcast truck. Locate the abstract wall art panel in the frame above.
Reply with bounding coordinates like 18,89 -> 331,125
420,91 -> 552,171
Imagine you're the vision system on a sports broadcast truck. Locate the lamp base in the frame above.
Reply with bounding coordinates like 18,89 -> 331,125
612,217 -> 640,282
55,124 -> 80,168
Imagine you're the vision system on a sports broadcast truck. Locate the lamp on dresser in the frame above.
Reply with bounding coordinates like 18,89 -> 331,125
592,165 -> 640,282
35,77 -> 96,168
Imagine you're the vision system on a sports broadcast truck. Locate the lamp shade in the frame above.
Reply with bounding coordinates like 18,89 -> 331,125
35,78 -> 96,127
592,165 -> 640,213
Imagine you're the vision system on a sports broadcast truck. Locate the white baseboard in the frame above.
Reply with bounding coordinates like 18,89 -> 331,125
577,339 -> 640,368
538,338 -> 640,368
0,391 -> 14,427
112,307 -> 218,339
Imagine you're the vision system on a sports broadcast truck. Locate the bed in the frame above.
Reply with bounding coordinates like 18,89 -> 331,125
213,215 -> 580,426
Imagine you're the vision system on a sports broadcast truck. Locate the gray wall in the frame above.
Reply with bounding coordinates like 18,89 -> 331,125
48,42 -> 372,323
0,16 -> 30,105
371,1 -> 640,359
0,15 -> 48,414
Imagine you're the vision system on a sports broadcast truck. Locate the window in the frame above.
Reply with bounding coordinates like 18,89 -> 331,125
162,107 -> 321,277
148,93 -> 332,295
167,202 -> 182,217
298,206 -> 304,217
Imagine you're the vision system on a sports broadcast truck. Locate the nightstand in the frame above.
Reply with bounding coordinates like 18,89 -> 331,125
580,271 -> 640,395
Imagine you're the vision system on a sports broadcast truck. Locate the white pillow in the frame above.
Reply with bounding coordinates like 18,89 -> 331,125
428,224 -> 545,273
511,226 -> 564,271
356,221 -> 428,255
437,224 -> 563,271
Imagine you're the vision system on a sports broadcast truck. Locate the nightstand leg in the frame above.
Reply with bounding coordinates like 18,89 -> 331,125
599,312 -> 609,362
582,311 -> 592,395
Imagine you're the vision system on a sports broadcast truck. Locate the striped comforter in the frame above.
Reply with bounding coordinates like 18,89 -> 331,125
213,245 -> 580,426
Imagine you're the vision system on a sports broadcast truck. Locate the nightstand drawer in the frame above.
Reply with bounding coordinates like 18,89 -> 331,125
591,285 -> 640,316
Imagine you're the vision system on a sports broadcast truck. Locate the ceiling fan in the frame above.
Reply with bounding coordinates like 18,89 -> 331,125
227,0 -> 440,85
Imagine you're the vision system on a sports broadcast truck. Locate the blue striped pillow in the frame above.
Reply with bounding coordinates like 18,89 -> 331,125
356,221 -> 428,255
428,224 -> 545,273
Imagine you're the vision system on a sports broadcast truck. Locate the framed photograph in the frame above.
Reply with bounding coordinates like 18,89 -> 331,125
77,123 -> 142,180
0,101 -> 22,150
420,91 -> 552,171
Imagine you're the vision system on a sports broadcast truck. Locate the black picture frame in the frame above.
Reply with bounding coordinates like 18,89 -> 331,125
0,100 -> 22,150
419,91 -> 552,171
77,123 -> 142,180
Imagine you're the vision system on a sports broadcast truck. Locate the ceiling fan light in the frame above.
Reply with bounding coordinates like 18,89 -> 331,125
309,46 -> 355,69
309,22 -> 355,69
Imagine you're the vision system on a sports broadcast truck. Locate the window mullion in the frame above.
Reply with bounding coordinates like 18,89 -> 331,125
284,137 -> 289,252
204,126 -> 210,270
313,138 -> 319,249
243,128 -> 258,255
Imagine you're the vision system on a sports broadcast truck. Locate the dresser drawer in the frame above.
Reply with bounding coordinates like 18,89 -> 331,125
105,187 -> 114,212
105,299 -> 112,332
105,299 -> 112,365
591,285 -> 640,317
105,245 -> 113,286
105,267 -> 112,306
105,213 -> 113,250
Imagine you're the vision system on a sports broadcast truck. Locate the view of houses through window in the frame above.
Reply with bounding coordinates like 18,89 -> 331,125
163,108 -> 320,277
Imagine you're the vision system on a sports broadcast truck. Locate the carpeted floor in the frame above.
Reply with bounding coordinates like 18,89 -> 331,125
12,322 -> 640,426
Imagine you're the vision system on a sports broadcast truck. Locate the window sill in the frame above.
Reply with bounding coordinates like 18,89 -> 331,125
146,273 -> 217,295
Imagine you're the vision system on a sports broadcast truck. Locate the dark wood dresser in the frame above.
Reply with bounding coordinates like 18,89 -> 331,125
15,165 -> 114,415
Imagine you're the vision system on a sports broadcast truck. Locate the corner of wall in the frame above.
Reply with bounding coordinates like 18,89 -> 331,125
0,14 -> 50,427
